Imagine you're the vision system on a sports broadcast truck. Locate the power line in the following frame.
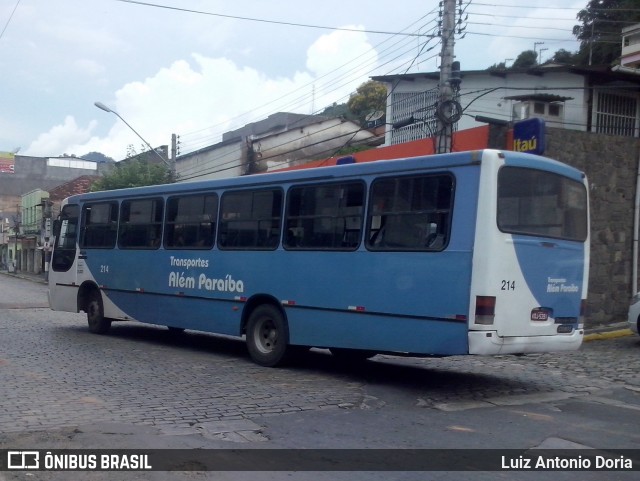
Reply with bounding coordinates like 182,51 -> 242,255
471,2 -> 640,12
467,11 -> 576,21
178,13 -> 441,155
0,0 -> 21,42
467,21 -> 575,32
114,0 -> 435,38
466,30 -> 577,42
178,38 -> 444,180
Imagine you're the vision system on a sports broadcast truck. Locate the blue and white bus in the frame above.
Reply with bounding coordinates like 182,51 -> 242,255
48,149 -> 589,366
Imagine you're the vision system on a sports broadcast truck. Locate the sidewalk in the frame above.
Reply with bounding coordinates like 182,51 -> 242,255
0,269 -> 47,284
0,269 -> 633,340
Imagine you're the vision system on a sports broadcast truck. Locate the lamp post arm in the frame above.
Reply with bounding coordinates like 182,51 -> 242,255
94,101 -> 175,180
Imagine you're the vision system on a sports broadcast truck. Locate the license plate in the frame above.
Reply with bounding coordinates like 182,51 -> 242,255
531,308 -> 552,321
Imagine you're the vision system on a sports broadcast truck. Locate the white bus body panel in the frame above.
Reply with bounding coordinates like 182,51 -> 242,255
468,150 -> 588,355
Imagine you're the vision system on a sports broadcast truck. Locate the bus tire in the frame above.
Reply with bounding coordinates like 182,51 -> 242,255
86,290 -> 111,334
246,305 -> 289,367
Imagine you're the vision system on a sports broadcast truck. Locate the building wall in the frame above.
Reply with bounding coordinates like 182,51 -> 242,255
0,155 -> 108,212
0,156 -> 108,272
261,118 -> 375,172
382,70 -> 591,146
543,127 -> 640,325
176,139 -> 245,183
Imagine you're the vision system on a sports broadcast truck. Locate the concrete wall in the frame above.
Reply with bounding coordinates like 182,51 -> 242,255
0,155 -> 109,212
176,139 -> 245,183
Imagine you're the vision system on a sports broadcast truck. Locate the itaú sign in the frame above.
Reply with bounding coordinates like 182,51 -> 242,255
513,117 -> 545,155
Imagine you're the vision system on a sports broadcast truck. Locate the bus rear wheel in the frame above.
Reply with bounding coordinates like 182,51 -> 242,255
246,305 -> 289,367
86,290 -> 111,334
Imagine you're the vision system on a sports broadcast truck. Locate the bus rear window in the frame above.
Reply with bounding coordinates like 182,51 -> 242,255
497,166 -> 588,241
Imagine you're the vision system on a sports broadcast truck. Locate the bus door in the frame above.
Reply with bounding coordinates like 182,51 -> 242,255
49,203 -> 81,310
470,154 -> 589,342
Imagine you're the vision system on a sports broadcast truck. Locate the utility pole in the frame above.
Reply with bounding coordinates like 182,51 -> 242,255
171,133 -> 178,181
539,48 -> 548,65
534,42 -> 544,63
436,0 -> 457,153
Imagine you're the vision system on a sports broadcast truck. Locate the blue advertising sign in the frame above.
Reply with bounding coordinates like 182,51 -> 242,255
513,118 -> 545,155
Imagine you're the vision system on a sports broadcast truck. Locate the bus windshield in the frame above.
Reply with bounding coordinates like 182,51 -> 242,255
51,204 -> 79,272
497,166 -> 588,242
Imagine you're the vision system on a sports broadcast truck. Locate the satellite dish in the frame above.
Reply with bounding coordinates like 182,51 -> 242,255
365,111 -> 385,122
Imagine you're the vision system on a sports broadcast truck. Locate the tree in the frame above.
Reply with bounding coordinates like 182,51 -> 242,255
487,61 -> 508,71
347,80 -> 387,125
573,0 -> 640,65
81,151 -> 114,163
512,50 -> 538,69
91,159 -> 171,192
548,49 -> 578,65
320,102 -> 358,122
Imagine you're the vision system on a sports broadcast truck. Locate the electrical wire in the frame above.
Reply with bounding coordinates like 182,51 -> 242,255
114,0 -> 434,38
178,14 -> 442,160
172,0 -> 622,180
0,0 -> 21,42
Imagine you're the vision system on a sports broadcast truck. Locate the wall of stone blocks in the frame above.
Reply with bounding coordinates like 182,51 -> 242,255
545,128 -> 640,325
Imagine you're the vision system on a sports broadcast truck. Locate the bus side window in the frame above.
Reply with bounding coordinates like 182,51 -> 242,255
165,194 -> 218,249
366,174 -> 453,251
284,182 -> 364,251
119,198 -> 164,250
218,189 -> 282,250
80,202 -> 118,249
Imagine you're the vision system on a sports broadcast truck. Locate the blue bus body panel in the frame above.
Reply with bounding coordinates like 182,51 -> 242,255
79,153 -> 483,356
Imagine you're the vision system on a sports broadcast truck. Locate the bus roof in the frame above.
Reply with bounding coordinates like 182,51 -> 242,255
64,149 -> 584,203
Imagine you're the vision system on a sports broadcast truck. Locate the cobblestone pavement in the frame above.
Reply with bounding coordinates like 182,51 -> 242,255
1,300 -> 639,436
2,270 -> 640,433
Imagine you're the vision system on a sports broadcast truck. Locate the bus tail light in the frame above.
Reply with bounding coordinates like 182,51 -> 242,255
475,296 -> 496,325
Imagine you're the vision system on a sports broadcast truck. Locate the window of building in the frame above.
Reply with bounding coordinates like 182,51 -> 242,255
118,198 -> 164,249
218,189 -> 282,249
285,182 -> 365,250
594,90 -> 639,137
366,174 -> 454,251
165,194 -> 218,249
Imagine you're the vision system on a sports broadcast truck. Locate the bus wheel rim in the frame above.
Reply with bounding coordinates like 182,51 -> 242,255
255,318 -> 277,354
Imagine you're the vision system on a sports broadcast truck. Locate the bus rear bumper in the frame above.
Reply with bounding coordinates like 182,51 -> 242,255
468,329 -> 584,355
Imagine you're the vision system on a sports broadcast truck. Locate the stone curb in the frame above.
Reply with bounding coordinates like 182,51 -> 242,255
583,328 -> 633,342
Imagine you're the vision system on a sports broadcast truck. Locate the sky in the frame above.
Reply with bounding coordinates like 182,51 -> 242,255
0,0 -> 586,161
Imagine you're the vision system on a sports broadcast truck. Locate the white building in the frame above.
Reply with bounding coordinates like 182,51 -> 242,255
373,65 -> 640,145
621,23 -> 640,70
176,113 -> 379,182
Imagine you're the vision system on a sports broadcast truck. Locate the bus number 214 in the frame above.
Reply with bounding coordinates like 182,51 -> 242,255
100,265 -> 109,273
501,280 -> 515,291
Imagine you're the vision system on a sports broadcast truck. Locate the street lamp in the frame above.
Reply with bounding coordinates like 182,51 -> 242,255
94,101 -> 175,180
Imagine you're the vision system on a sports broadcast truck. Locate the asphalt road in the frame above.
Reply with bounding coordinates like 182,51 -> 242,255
0,273 -> 639,480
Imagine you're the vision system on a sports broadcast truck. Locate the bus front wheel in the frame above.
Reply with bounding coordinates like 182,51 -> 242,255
246,305 -> 289,367
86,290 -> 112,334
